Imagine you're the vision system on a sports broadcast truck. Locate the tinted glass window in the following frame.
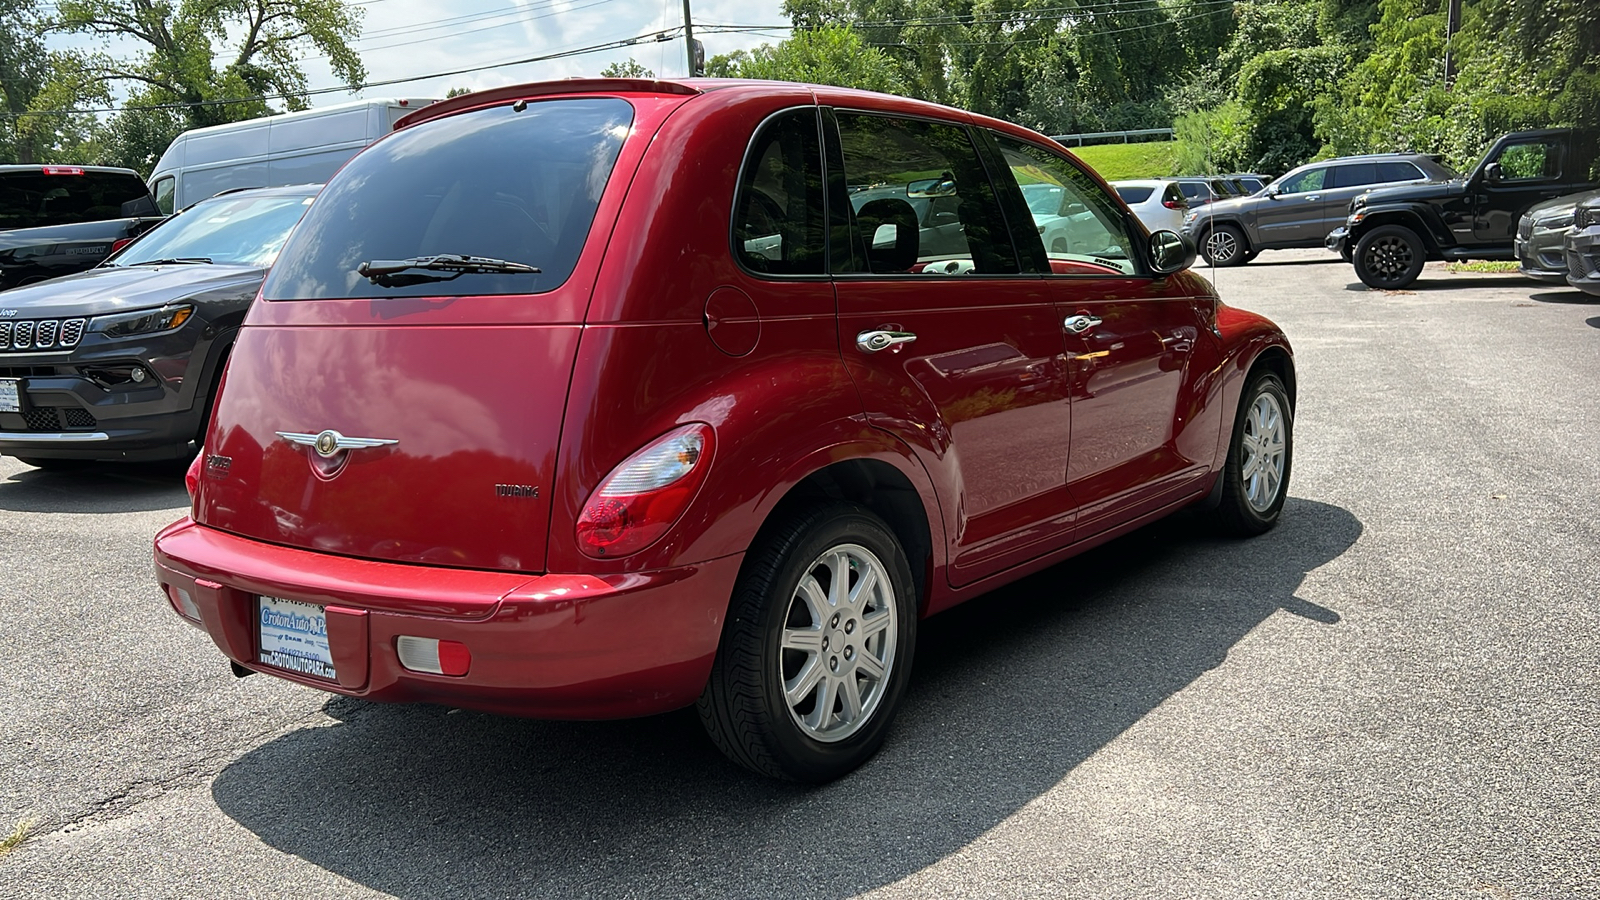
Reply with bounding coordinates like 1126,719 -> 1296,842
1497,141 -> 1562,180
834,113 -> 1017,275
263,98 -> 632,299
1178,182 -> 1210,201
0,170 -> 151,229
994,135 -> 1136,275
1164,184 -> 1188,206
1375,161 -> 1424,183
113,192 -> 315,267
1116,186 -> 1155,204
733,110 -> 825,275
1276,167 -> 1326,194
1328,163 -> 1378,189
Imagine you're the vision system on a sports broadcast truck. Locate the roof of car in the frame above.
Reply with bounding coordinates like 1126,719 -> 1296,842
0,164 -> 143,176
1111,178 -> 1181,186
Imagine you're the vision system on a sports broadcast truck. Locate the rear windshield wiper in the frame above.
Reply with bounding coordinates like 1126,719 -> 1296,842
356,254 -> 541,288
127,257 -> 213,266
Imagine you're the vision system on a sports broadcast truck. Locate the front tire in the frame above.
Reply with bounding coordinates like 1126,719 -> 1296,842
1354,224 -> 1424,289
1201,224 -> 1249,267
1208,372 -> 1292,537
698,503 -> 917,782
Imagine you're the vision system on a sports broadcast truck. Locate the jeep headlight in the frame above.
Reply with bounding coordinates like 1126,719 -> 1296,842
1535,212 -> 1575,231
90,304 -> 195,337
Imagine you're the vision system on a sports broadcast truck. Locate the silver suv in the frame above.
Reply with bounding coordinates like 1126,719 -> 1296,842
1182,153 -> 1455,266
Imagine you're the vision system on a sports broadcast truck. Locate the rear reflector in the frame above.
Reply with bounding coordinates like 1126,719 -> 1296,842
396,636 -> 471,676
166,584 -> 201,621
42,166 -> 85,176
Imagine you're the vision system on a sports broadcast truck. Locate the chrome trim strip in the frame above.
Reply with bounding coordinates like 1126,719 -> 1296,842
0,431 -> 110,442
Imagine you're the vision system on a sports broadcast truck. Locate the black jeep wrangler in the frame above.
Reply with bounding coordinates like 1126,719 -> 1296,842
1327,128 -> 1600,289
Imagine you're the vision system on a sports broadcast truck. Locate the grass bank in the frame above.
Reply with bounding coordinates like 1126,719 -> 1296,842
1069,141 -> 1179,181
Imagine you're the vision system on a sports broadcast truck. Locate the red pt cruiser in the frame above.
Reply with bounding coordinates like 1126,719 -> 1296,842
154,79 -> 1294,782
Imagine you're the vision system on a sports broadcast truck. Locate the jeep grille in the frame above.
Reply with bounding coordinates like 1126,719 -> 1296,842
0,318 -> 88,352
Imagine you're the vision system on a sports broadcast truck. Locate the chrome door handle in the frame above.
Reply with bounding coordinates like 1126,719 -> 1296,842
1305,194 -> 1322,201
1063,315 -> 1103,334
856,330 -> 918,353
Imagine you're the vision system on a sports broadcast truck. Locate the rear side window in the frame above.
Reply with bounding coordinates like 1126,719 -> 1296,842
1178,182 -> 1210,201
1375,161 -> 1424,183
1328,163 -> 1378,189
1116,186 -> 1154,204
733,110 -> 825,275
0,170 -> 151,229
263,98 -> 632,299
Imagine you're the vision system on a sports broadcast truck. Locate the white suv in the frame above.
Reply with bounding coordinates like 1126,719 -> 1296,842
1112,179 -> 1190,234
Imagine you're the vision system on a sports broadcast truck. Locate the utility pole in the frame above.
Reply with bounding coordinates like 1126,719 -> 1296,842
683,0 -> 697,77
1443,0 -> 1462,87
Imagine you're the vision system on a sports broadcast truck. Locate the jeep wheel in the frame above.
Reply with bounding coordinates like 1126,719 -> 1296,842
698,503 -> 917,782
1354,224 -> 1425,289
1201,224 -> 1248,267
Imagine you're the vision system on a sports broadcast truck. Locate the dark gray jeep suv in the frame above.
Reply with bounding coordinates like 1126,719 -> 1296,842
1182,153 -> 1455,266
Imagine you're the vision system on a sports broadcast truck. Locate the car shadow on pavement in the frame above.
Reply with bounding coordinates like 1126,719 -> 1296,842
0,461 -> 189,513
211,497 -> 1361,899
1528,289 -> 1600,305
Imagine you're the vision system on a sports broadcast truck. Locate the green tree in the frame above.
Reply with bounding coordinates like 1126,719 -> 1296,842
600,59 -> 655,79
705,24 -> 909,94
48,0 -> 367,172
0,0 -> 52,162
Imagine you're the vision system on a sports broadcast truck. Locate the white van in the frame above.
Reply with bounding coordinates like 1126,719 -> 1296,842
148,98 -> 437,213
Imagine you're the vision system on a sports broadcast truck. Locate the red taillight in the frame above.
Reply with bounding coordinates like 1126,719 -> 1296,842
109,237 -> 133,254
185,452 -> 202,496
576,423 -> 715,558
1163,199 -> 1186,209
41,166 -> 84,176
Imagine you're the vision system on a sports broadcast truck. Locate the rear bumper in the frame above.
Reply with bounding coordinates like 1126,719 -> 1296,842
1565,226 -> 1600,297
153,518 -> 742,718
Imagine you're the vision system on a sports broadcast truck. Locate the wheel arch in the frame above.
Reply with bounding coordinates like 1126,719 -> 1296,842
750,454 -> 939,618
1355,208 -> 1443,255
1199,217 -> 1252,251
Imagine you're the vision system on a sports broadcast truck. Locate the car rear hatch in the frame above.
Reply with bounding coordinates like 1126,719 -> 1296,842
194,88 -> 689,573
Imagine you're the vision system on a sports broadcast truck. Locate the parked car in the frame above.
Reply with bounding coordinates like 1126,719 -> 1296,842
1516,188 -> 1600,283
1184,153 -> 1451,266
1329,128 -> 1600,289
1173,176 -> 1239,209
1227,173 -> 1273,194
0,184 -> 319,468
1112,179 -> 1190,233
1565,193 -> 1600,296
152,78 -> 1294,783
149,97 -> 435,214
0,165 -> 164,290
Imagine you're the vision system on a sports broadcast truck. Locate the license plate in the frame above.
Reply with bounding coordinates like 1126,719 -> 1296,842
257,596 -> 336,680
0,379 -> 18,413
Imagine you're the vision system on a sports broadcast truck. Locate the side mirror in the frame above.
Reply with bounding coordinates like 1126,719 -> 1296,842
1149,229 -> 1195,275
1484,162 -> 1503,184
1265,186 -> 1282,200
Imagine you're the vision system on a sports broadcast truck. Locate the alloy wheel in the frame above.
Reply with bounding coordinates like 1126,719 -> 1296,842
1364,235 -> 1414,284
1241,391 -> 1287,512
779,543 -> 898,743
1206,229 -> 1239,264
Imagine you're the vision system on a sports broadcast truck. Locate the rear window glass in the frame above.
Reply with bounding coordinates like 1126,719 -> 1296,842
0,170 -> 152,230
262,98 -> 633,300
1116,186 -> 1154,204
112,192 -> 315,267
1376,161 -> 1424,183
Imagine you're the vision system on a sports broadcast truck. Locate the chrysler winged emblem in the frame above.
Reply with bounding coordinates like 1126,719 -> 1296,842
276,429 -> 399,458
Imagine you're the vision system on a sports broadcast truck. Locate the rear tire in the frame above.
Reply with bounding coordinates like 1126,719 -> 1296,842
698,503 -> 917,782
1354,224 -> 1424,289
1201,224 -> 1249,267
1208,372 -> 1292,537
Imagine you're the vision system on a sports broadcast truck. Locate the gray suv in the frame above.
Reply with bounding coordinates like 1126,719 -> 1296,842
1182,153 -> 1455,266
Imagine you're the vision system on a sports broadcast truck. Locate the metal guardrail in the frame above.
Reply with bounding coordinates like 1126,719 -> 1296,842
1049,128 -> 1175,147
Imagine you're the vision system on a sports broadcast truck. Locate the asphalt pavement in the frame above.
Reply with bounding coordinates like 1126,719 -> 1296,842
2,250 -> 1596,898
